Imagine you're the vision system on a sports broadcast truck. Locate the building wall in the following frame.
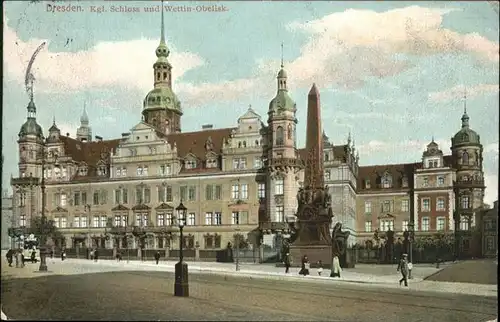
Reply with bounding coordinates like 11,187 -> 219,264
1,192 -> 13,249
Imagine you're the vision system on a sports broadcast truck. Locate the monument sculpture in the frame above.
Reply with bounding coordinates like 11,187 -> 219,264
287,84 -> 351,268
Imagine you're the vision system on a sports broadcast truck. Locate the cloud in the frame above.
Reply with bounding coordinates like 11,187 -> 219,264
281,6 -> 499,90
484,173 -> 498,205
2,14 -> 204,97
357,138 -> 451,156
483,142 -> 499,154
428,84 -> 499,102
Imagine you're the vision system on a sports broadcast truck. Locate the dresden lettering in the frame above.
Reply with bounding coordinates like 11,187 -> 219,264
46,4 -> 83,13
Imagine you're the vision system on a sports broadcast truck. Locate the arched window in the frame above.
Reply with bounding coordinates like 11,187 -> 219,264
238,142 -> 242,148
324,152 -> 329,162
462,151 -> 469,165
276,126 -> 284,146
287,124 -> 292,140
255,140 -> 259,146
243,141 -> 247,147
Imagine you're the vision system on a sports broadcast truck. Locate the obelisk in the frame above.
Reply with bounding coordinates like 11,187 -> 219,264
304,83 -> 324,190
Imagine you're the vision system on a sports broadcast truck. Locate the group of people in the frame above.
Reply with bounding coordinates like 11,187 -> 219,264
282,253 -> 343,278
283,252 -> 412,287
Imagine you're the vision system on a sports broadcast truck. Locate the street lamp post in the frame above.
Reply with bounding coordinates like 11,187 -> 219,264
174,201 -> 188,297
38,139 -> 48,272
85,204 -> 91,257
408,222 -> 414,279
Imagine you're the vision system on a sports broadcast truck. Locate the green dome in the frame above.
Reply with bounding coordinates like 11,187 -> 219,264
451,112 -> 480,146
19,118 -> 43,139
269,91 -> 296,113
143,87 -> 182,113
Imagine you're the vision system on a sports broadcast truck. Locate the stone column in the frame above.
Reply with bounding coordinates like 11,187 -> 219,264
154,235 -> 158,249
165,245 -> 170,259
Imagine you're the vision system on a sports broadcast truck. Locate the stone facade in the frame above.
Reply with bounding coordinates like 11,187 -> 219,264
1,190 -> 13,249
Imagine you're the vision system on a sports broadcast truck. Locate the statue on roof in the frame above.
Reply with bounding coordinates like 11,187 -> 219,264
205,136 -> 214,151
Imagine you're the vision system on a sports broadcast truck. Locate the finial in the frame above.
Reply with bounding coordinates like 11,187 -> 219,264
352,138 -> 355,150
248,104 -> 252,110
52,115 -> 56,125
347,131 -> 352,145
431,135 -> 435,142
280,42 -> 284,68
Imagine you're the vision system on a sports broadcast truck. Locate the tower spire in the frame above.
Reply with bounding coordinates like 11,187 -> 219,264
461,86 -> 470,128
160,0 -> 165,44
155,0 -> 170,59
281,42 -> 284,68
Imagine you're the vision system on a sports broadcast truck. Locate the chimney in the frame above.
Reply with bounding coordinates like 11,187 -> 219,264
95,135 -> 103,142
121,132 -> 130,138
202,124 -> 213,130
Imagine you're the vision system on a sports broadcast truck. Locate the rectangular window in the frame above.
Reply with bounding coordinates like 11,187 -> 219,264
81,216 -> 88,228
122,168 -> 127,177
157,214 -> 165,226
114,215 -> 121,227
231,184 -> 239,199
188,213 -> 196,226
74,193 -> 80,206
258,183 -> 266,199
240,184 -> 248,199
185,160 -> 197,169
136,167 -> 143,176
380,220 -> 394,232
188,186 -> 196,201
421,217 -> 430,231
81,192 -> 87,205
19,215 -> 27,227
401,199 -> 409,212
460,217 -> 470,230
121,215 -> 128,227
382,179 -> 391,188
74,216 -> 80,228
233,158 -> 240,170
275,206 -> 284,222
461,196 -> 470,209
100,215 -> 107,228
486,237 -> 495,251
205,185 -> 214,201
364,221 -> 372,232
402,220 -> 409,231
60,193 -> 67,207
423,177 -> 429,187
136,187 -> 143,204
254,157 -> 262,169
116,168 -> 122,177
166,213 -> 173,226
437,198 -> 446,211
231,212 -> 240,225
436,217 -> 445,231
324,170 -> 331,180
159,164 -> 171,176
214,212 -> 222,225
382,200 -> 392,213
365,179 -> 371,189
437,176 -> 445,186
144,188 -> 151,203
115,189 -> 121,204
135,214 -> 141,227
54,218 -> 60,228
214,185 -> 222,200
422,198 -> 430,212
165,186 -> 172,202
142,214 -> 148,227
275,178 -> 284,195
205,212 -> 213,225
143,166 -> 148,176
158,186 -> 165,203
364,201 -> 372,214
93,192 -> 99,205
93,216 -> 99,228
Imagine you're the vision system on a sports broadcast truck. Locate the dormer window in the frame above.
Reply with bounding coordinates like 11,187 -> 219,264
402,176 -> 409,188
97,166 -> 107,176
206,159 -> 218,169
136,166 -> 148,176
426,158 -> 439,168
324,152 -> 329,162
78,167 -> 87,176
185,160 -> 197,169
365,179 -> 371,189
423,177 -> 429,187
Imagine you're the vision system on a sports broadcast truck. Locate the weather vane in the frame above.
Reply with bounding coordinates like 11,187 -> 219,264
25,42 -> 46,102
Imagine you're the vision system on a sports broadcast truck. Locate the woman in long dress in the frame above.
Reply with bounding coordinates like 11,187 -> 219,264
299,255 -> 310,276
330,255 -> 342,278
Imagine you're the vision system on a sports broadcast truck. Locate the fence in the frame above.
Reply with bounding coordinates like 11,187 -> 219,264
353,244 -> 456,264
59,247 -> 279,263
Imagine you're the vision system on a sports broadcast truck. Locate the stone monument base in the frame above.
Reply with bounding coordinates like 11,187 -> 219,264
289,244 -> 332,268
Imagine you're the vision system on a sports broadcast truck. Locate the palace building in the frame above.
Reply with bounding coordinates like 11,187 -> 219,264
10,9 -> 487,258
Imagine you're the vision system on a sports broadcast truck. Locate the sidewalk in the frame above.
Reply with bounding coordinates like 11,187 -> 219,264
62,258 -> 498,297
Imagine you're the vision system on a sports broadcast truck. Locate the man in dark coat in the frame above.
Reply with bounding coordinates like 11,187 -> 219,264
154,251 -> 161,265
6,249 -> 13,267
283,253 -> 292,273
397,253 -> 409,287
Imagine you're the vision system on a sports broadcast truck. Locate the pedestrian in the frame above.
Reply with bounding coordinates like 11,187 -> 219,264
299,255 -> 310,276
154,251 -> 161,265
61,248 -> 66,261
284,252 -> 292,273
50,249 -> 54,259
116,252 -> 122,262
94,249 -> 99,262
90,249 -> 94,261
397,253 -> 409,287
330,255 -> 342,278
317,260 -> 323,276
6,249 -> 13,267
31,249 -> 36,263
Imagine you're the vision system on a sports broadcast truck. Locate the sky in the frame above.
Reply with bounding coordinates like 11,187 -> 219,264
2,1 -> 499,204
